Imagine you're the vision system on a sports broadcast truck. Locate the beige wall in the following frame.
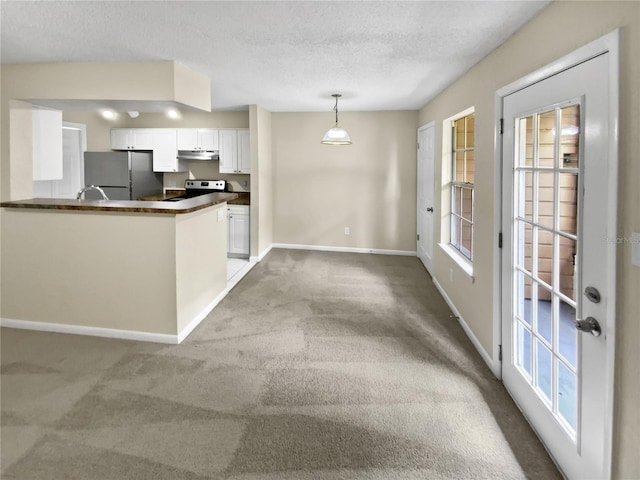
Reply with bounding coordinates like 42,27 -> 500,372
272,111 -> 418,252
1,205 -> 228,337
250,105 -> 273,258
176,204 -> 227,333
418,1 -> 639,477
0,209 -> 178,335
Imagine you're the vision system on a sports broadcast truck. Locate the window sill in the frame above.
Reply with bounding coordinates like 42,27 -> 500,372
438,243 -> 475,282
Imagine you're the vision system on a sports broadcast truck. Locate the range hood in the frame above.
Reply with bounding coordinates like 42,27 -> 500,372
176,150 -> 219,161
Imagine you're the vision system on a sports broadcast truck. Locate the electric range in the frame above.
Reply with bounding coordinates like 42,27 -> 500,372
163,179 -> 226,202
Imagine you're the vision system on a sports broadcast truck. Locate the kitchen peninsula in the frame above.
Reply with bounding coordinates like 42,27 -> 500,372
1,192 -> 237,343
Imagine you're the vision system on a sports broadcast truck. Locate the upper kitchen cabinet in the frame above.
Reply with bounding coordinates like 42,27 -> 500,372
177,128 -> 219,151
219,129 -> 250,174
32,107 -> 63,181
152,129 -> 186,173
111,128 -> 154,150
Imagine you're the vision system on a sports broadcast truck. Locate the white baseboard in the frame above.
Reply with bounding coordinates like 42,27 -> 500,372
250,243 -> 273,263
272,243 -> 416,257
2,260 -> 260,345
432,277 -> 501,378
0,317 -> 179,344
178,259 -> 258,342
177,291 -> 225,343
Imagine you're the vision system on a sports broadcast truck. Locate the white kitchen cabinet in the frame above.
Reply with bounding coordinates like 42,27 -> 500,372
152,129 -> 186,172
219,129 -> 250,174
111,128 -> 154,150
227,204 -> 250,257
32,107 -> 63,181
237,129 -> 251,173
177,128 -> 219,151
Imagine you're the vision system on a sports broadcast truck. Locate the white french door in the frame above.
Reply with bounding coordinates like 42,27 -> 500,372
417,122 -> 435,274
501,53 -> 615,479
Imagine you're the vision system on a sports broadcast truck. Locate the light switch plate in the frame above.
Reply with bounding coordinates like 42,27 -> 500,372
632,232 -> 640,267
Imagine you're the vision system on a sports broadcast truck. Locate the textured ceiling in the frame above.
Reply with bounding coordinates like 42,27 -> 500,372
0,1 -> 550,112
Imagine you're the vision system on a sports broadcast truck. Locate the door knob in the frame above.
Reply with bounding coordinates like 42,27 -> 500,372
427,207 -> 434,212
575,317 -> 601,337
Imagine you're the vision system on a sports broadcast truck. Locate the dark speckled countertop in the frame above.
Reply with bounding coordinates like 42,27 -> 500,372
139,190 -> 250,205
0,192 -> 238,215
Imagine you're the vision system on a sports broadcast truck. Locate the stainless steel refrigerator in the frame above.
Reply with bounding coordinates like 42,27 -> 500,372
83,152 -> 163,200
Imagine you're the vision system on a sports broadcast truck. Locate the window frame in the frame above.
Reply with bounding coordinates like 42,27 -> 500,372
439,107 -> 475,279
450,113 -> 475,260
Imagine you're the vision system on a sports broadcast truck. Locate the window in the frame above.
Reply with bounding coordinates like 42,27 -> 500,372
450,113 -> 475,260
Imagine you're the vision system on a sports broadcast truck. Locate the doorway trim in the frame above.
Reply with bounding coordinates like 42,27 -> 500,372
494,29 -> 619,477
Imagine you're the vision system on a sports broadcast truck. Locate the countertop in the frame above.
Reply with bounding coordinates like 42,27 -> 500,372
139,191 -> 250,205
228,192 -> 250,205
0,192 -> 239,215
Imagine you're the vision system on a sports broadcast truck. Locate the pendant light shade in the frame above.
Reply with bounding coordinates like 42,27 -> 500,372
321,94 -> 352,145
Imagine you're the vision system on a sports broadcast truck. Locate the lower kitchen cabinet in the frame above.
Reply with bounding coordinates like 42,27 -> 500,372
227,204 -> 249,257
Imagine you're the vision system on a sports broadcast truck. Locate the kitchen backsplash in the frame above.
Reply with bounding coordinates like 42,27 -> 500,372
163,162 -> 250,191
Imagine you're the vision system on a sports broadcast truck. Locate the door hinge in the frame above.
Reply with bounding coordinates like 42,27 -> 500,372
499,344 -> 503,361
498,232 -> 503,249
417,234 -> 420,241
499,118 -> 504,135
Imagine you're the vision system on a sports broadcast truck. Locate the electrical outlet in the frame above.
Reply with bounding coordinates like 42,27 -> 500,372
217,209 -> 224,222
344,227 -> 350,236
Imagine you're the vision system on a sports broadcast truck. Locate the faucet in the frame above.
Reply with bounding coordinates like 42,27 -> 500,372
77,185 -> 109,200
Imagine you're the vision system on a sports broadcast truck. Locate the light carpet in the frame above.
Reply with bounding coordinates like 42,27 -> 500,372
1,249 -> 561,479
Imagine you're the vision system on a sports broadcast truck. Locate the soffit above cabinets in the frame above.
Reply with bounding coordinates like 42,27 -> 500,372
5,61 -> 211,113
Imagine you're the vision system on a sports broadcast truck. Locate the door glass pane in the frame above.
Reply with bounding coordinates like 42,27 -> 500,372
536,283 -> 553,344
516,221 -> 533,273
537,110 -> 555,167
520,116 -> 534,167
516,270 -> 532,325
558,361 -> 577,431
559,237 -> 577,300
520,171 -> 533,221
536,340 -> 552,402
558,300 -> 577,368
537,172 -> 555,229
517,321 -> 532,377
560,105 -> 580,169
536,228 -> 553,287
559,173 -> 578,235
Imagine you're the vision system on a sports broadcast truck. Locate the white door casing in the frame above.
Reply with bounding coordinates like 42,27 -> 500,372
501,51 -> 616,480
417,122 -> 435,274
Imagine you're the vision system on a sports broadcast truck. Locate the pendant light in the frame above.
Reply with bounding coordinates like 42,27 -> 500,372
321,94 -> 352,145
